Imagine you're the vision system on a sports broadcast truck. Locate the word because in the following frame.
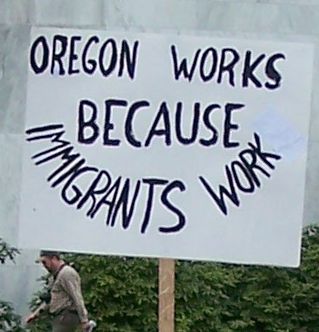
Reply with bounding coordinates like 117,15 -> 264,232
25,124 -> 187,235
78,99 -> 244,149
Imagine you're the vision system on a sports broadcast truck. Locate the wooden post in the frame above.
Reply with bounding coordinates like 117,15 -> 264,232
158,258 -> 175,332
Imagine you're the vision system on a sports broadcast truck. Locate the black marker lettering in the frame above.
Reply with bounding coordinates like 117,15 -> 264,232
90,176 -> 122,225
265,53 -> 285,90
239,149 -> 270,187
51,35 -> 68,75
199,133 -> 282,216
68,36 -> 81,75
119,40 -> 139,79
230,160 -> 254,193
242,51 -> 265,88
175,102 -> 200,145
199,47 -> 218,82
199,104 -> 219,147
103,99 -> 127,146
248,133 -> 281,169
61,166 -> 98,205
223,103 -> 244,148
141,178 -> 168,234
159,180 -> 186,233
82,36 -> 99,75
77,170 -> 112,216
171,45 -> 201,81
30,36 -> 49,74
111,179 -> 141,228
145,102 -> 171,147
78,100 -> 100,144
217,48 -> 240,86
125,100 -> 149,147
199,166 -> 239,216
99,38 -> 117,77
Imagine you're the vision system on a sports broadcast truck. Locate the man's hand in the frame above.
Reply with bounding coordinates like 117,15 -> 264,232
81,320 -> 90,331
25,312 -> 37,324
81,320 -> 96,332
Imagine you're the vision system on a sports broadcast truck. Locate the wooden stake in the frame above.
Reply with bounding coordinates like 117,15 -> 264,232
158,258 -> 175,332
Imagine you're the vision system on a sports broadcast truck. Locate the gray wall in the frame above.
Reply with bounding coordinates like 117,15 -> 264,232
1,0 -> 319,316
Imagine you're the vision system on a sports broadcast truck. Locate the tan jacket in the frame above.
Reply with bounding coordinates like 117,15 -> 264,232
48,265 -> 88,323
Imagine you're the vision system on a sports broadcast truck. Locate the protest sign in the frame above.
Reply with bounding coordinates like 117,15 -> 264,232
19,27 -> 313,266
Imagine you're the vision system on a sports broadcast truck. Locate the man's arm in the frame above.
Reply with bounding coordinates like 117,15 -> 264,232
25,302 -> 49,324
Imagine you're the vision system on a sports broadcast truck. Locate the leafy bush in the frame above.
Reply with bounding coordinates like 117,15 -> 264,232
0,239 -> 19,264
0,301 -> 24,332
28,274 -> 51,332
29,225 -> 319,331
0,239 -> 24,332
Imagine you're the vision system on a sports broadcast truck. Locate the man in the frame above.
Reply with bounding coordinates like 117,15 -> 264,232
26,250 -> 94,332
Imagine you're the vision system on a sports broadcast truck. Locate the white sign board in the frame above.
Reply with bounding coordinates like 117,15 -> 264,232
19,27 -> 314,267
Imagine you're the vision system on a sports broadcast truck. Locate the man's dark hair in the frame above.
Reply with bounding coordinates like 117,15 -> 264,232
39,250 -> 61,259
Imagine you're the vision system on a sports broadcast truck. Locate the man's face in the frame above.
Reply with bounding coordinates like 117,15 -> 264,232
39,256 -> 55,273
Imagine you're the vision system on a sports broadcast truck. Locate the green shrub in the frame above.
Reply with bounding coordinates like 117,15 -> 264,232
0,239 -> 24,332
29,225 -> 319,331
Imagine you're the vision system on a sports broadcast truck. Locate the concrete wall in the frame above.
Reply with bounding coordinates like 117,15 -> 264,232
1,0 -> 319,316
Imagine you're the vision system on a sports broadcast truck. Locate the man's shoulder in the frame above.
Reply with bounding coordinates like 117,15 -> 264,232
59,264 -> 79,278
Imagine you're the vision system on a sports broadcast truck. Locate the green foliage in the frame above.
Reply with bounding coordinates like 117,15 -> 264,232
69,255 -> 158,332
28,274 -> 51,332
0,239 -> 24,332
0,301 -> 24,332
29,225 -> 319,331
175,226 -> 319,331
0,238 -> 20,265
